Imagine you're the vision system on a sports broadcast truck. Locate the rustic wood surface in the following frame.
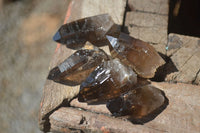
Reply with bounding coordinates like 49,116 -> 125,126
128,0 -> 169,15
125,12 -> 168,44
39,0 -> 126,132
50,82 -> 200,133
126,0 -> 169,55
166,33 -> 200,84
39,0 -> 200,132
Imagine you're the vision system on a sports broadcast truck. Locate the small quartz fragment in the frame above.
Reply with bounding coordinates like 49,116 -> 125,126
106,84 -> 168,123
48,44 -> 109,85
53,14 -> 116,49
107,33 -> 165,78
78,58 -> 137,103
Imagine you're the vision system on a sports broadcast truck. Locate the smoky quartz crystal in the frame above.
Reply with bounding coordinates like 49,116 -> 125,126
50,14 -> 168,124
78,58 -> 137,103
48,44 -> 109,85
53,14 -> 116,49
107,33 -> 165,78
107,84 -> 168,123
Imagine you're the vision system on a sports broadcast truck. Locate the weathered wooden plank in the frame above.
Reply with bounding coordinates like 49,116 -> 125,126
125,12 -> 168,55
125,0 -> 168,55
50,107 -> 158,133
149,82 -> 200,133
50,82 -> 200,133
166,33 -> 200,84
128,0 -> 169,15
125,12 -> 168,44
80,0 -> 125,24
70,99 -> 111,115
39,0 -> 126,131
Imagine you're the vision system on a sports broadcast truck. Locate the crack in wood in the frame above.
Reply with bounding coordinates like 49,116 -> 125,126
79,115 -> 87,125
133,9 -> 168,16
168,39 -> 190,57
70,106 -> 111,117
179,49 -> 198,70
146,126 -> 168,132
40,99 -> 69,132
121,0 -> 129,32
192,68 -> 200,84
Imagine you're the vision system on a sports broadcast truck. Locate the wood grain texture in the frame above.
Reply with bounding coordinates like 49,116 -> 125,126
125,0 -> 169,55
128,0 -> 169,15
70,99 -> 111,115
125,12 -> 168,44
166,33 -> 200,84
50,82 -> 200,133
39,0 -> 126,131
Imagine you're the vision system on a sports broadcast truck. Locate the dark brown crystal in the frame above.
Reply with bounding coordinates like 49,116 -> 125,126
48,44 -> 109,85
106,84 -> 168,123
107,33 -> 165,78
78,58 -> 137,103
53,14 -> 117,49
50,14 -> 169,124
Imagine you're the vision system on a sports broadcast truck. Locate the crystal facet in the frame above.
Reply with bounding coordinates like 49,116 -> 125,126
51,14 -> 168,124
106,84 -> 168,123
53,14 -> 116,49
107,33 -> 165,78
78,58 -> 137,103
48,44 -> 109,85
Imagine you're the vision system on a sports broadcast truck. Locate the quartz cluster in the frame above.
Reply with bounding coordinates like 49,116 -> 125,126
49,14 -> 168,123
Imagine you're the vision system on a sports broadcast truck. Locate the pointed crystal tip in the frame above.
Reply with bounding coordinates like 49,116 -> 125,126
53,31 -> 61,42
106,35 -> 113,41
106,35 -> 117,48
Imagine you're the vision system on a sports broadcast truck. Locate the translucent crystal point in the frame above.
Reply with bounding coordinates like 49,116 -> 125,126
107,33 -> 165,78
53,14 -> 115,49
48,44 -> 109,85
106,84 -> 168,123
78,58 -> 137,103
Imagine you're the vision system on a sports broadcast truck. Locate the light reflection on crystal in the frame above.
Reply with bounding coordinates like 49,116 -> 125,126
107,33 -> 165,78
48,44 -> 109,85
78,58 -> 137,103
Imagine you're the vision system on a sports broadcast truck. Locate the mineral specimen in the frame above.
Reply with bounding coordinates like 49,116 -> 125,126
78,58 -> 137,103
51,14 -> 168,124
107,33 -> 165,78
48,43 -> 109,85
106,84 -> 168,123
53,14 -> 116,49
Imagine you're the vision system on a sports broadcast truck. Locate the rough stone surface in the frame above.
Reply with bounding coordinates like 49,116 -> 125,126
166,33 -> 200,84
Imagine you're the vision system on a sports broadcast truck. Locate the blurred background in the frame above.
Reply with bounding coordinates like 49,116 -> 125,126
0,0 -> 69,132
